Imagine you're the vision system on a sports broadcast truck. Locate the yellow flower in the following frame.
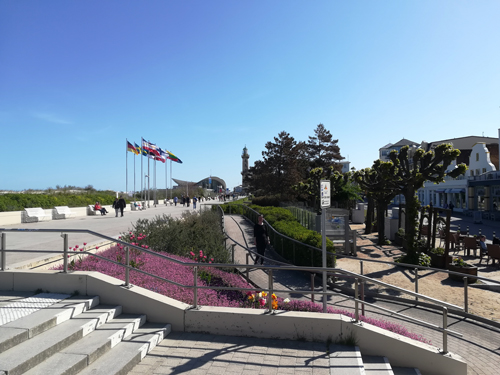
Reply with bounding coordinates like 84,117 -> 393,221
248,294 -> 255,301
271,293 -> 277,300
261,291 -> 268,297
272,300 -> 278,309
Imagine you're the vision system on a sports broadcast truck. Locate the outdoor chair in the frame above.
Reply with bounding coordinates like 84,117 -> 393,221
463,236 -> 478,257
450,233 -> 463,254
486,244 -> 500,267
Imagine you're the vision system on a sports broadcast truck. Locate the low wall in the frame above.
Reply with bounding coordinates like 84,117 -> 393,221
0,202 -> 158,226
0,269 -> 467,375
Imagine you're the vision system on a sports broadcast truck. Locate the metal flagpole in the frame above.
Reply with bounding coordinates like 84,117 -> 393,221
141,138 -> 144,202
126,139 -> 128,195
170,160 -> 173,199
133,150 -> 136,200
154,159 -> 157,205
165,158 -> 167,201
147,156 -> 150,208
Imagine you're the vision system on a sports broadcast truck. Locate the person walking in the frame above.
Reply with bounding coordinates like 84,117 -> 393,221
253,215 -> 269,265
117,195 -> 126,217
186,196 -> 191,207
193,196 -> 197,209
174,196 -> 178,206
112,198 -> 119,217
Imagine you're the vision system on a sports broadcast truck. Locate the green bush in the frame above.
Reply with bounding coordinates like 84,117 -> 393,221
0,192 -> 120,212
251,195 -> 281,207
122,210 -> 230,263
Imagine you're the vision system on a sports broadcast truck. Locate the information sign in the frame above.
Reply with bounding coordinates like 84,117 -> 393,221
320,180 -> 331,208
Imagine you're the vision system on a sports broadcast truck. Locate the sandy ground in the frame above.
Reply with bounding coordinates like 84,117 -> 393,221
336,230 -> 500,323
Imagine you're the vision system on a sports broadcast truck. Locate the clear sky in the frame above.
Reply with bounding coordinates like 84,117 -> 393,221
1,0 -> 499,193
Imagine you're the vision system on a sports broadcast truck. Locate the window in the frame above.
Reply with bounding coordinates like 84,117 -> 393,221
476,169 -> 480,175
470,170 -> 474,176
476,153 -> 479,161
483,168 -> 486,174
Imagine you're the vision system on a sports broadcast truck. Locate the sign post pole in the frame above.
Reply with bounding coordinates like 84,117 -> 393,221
320,180 -> 331,313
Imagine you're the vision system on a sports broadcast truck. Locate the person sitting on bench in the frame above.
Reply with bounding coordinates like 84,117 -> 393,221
94,202 -> 108,215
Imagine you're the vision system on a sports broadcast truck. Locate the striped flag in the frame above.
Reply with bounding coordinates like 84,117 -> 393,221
127,141 -> 138,155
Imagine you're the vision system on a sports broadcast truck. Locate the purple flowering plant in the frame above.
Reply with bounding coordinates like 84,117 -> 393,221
53,238 -> 430,344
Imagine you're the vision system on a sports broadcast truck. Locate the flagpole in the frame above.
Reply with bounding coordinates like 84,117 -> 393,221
165,159 -> 167,201
154,159 -> 157,205
140,142 -> 143,202
126,139 -> 128,195
170,159 -> 173,199
133,151 -> 136,200
148,156 -> 150,208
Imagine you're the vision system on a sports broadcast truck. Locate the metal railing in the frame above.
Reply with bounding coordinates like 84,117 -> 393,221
3,205 -> 494,353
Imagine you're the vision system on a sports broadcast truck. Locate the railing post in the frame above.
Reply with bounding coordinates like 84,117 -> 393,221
231,244 -> 236,264
464,276 -> 468,313
1,232 -> 6,271
415,268 -> 419,301
63,233 -> 68,273
442,306 -> 448,354
246,254 -> 250,280
361,279 -> 365,316
268,270 -> 274,313
355,278 -> 359,322
125,246 -> 130,287
293,242 -> 295,263
360,260 -> 363,276
193,265 -> 198,309
311,273 -> 315,303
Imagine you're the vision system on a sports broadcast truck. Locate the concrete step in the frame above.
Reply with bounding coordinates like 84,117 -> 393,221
78,323 -> 171,375
0,295 -> 99,353
0,305 -> 121,375
362,355 -> 394,374
392,367 -> 422,375
23,314 -> 147,375
329,345 -> 365,375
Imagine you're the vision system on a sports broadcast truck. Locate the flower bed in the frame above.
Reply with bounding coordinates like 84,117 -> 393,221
52,242 -> 431,344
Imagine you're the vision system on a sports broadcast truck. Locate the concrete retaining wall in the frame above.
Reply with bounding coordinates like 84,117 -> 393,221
0,269 -> 467,375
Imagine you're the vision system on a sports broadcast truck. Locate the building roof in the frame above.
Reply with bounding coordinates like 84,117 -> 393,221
391,138 -> 420,147
421,136 -> 498,152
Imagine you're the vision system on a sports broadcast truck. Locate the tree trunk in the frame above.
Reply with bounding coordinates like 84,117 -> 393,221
365,195 -> 374,234
403,186 -> 419,256
376,203 -> 386,246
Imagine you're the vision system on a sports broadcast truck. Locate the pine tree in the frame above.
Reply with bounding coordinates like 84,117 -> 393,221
307,124 -> 343,170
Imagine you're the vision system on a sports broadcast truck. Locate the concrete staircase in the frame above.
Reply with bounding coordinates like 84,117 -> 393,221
0,292 -> 423,375
329,345 -> 421,375
0,293 -> 170,375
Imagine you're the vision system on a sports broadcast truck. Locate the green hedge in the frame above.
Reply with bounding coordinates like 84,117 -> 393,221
221,203 -> 335,268
0,193 -> 122,212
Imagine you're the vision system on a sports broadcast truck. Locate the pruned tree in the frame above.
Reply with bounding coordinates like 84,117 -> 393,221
354,161 -> 398,245
388,144 -> 467,256
307,123 -> 343,171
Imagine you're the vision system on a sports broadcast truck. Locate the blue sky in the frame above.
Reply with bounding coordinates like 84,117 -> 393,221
1,1 -> 499,193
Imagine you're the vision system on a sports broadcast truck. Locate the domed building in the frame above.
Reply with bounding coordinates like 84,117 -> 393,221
172,176 -> 226,193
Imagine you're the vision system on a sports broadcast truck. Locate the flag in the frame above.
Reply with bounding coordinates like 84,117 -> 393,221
166,150 -> 183,164
142,139 -> 160,157
134,143 -> 142,155
127,141 -> 138,155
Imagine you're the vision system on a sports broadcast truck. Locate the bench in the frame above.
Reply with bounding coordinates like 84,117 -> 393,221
88,205 -> 99,216
130,202 -> 143,211
53,206 -> 76,220
23,208 -> 52,223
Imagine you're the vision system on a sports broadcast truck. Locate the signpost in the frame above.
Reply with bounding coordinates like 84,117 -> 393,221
320,180 -> 330,312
